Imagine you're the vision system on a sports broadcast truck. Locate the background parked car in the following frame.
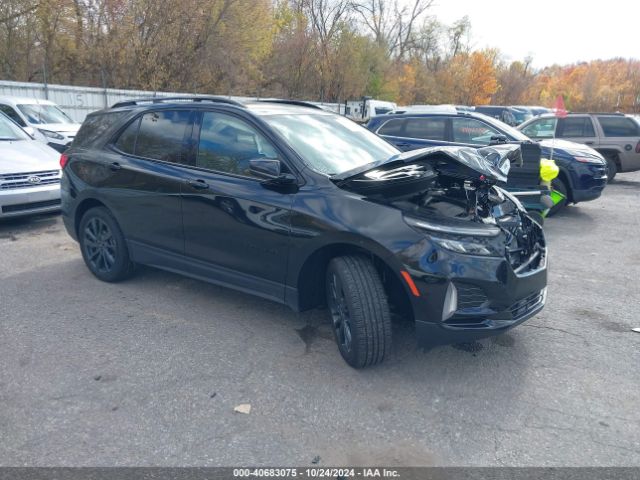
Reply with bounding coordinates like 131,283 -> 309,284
473,105 -> 530,126
0,111 -> 61,218
366,110 -> 608,215
518,112 -> 640,181
0,96 -> 81,153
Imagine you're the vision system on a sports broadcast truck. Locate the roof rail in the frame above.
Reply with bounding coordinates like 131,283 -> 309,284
255,99 -> 324,110
111,96 -> 245,109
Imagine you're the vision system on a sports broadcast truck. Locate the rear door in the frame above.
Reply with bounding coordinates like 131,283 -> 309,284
101,109 -> 196,254
180,110 -> 293,302
375,116 -> 449,151
595,115 -> 640,171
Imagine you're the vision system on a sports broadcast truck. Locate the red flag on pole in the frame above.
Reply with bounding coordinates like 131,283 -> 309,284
553,95 -> 568,118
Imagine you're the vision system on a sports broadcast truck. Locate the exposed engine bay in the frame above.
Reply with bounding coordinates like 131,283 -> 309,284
333,145 -> 545,272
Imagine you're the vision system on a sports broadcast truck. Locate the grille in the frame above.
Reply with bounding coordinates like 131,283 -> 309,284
1,199 -> 61,213
0,170 -> 61,190
455,282 -> 489,309
509,291 -> 544,319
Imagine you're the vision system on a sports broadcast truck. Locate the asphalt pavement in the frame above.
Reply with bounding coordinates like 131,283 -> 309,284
1,173 -> 639,466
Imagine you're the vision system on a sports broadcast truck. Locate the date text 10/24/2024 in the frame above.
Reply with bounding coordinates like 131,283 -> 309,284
233,468 -> 401,478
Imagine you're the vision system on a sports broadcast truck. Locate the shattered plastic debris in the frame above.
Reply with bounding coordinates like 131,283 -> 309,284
234,404 -> 251,414
632,328 -> 640,333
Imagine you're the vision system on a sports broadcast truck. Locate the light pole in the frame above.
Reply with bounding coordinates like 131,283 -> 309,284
33,41 -> 48,99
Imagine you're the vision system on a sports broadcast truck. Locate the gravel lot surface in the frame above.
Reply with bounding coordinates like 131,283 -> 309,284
1,173 -> 639,466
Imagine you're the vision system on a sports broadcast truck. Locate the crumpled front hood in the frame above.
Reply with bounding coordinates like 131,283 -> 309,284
332,144 -> 522,184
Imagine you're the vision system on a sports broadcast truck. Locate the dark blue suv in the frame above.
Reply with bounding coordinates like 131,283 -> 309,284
366,111 -> 608,215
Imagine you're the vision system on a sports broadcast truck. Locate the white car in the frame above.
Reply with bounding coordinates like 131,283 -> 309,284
0,96 -> 81,153
0,112 -> 61,218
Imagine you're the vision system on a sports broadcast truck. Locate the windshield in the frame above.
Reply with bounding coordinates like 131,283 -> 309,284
474,112 -> 530,141
262,113 -> 399,175
17,104 -> 74,125
0,113 -> 30,141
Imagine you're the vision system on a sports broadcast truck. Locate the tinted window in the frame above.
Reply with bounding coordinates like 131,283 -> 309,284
114,117 -> 140,154
378,119 -> 406,136
74,112 -> 126,148
597,116 -> 640,137
521,118 -> 557,139
404,117 -> 447,140
197,112 -> 280,178
135,110 -> 191,163
0,105 -> 26,126
558,117 -> 595,137
452,118 -> 500,145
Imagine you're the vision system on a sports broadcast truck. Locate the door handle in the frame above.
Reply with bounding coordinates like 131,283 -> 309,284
585,141 -> 594,145
187,179 -> 209,190
110,162 -> 122,171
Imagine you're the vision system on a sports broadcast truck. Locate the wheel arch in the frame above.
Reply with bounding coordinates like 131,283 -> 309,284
294,242 -> 415,322
74,198 -> 109,238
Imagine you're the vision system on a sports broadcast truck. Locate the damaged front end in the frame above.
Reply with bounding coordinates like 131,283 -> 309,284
333,145 -> 547,345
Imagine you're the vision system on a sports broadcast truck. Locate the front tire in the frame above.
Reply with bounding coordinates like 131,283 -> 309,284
548,177 -> 569,216
326,255 -> 392,368
604,155 -> 618,182
79,207 -> 135,282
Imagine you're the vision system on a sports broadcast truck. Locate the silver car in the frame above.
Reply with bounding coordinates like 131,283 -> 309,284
0,112 -> 61,218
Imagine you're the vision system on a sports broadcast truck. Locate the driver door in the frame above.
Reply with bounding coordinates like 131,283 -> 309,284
180,110 -> 293,302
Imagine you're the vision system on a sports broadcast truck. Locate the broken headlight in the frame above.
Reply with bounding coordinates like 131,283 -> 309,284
404,216 -> 503,257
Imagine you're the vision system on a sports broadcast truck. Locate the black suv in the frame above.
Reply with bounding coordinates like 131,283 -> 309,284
60,97 -> 547,368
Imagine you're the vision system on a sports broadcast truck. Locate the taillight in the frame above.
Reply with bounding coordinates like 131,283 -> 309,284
636,140 -> 640,154
59,153 -> 69,169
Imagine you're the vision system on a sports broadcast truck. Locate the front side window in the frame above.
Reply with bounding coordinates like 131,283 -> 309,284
597,116 -> 640,137
404,117 -> 447,141
0,113 -> 30,140
521,118 -> 557,139
0,105 -> 26,126
558,117 -> 595,138
452,118 -> 500,145
134,110 -> 191,163
17,104 -> 74,124
196,112 -> 280,178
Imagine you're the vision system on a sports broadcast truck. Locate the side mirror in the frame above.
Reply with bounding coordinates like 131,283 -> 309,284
249,158 -> 281,179
489,134 -> 508,145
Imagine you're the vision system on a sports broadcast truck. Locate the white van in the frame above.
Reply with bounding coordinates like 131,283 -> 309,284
0,96 -> 81,152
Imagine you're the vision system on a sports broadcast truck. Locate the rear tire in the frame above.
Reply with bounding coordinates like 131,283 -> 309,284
326,255 -> 392,368
604,155 -> 618,182
548,178 -> 568,216
79,207 -> 135,282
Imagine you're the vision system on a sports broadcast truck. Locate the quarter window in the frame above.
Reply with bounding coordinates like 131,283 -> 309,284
597,116 -> 640,137
196,112 -> 280,178
452,118 -> 500,145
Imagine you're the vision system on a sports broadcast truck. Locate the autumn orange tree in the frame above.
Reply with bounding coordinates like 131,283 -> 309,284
0,0 -> 638,111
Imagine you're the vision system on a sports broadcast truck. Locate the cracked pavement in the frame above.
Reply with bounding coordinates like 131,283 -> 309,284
1,172 -> 639,466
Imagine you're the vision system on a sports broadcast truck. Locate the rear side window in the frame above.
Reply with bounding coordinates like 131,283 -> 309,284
74,112 -> 126,148
114,110 -> 192,163
378,119 -> 406,136
404,117 -> 447,140
558,117 -> 595,137
597,116 -> 640,137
